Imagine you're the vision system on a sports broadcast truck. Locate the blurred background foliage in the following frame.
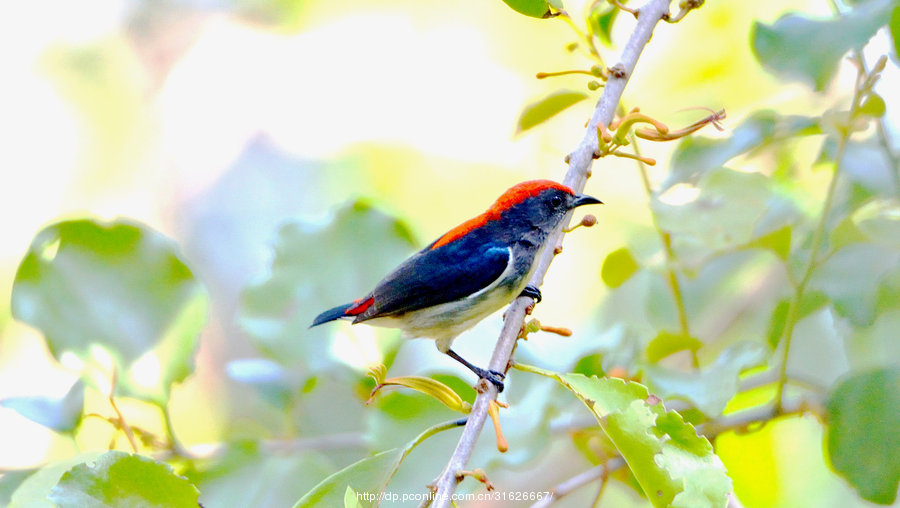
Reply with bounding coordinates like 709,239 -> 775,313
1,0 -> 899,506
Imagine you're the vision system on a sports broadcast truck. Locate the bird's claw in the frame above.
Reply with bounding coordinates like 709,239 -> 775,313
474,367 -> 506,392
520,285 -> 542,303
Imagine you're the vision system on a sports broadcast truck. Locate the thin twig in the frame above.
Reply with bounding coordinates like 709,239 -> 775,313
827,0 -> 899,193
628,132 -> 697,367
531,458 -> 626,508
774,62 -> 867,411
158,401 -> 188,457
107,367 -> 139,453
426,2 -> 673,506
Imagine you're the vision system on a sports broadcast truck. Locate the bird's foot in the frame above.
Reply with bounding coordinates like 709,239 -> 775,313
520,285 -> 542,303
446,348 -> 506,392
473,367 -> 505,393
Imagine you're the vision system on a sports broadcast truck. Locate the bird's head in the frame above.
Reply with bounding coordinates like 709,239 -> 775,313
429,180 -> 601,250
494,180 -> 602,232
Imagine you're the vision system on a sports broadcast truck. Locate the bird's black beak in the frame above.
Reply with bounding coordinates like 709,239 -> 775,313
572,194 -> 603,208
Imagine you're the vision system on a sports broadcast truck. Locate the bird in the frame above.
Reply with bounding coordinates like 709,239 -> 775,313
311,180 -> 601,391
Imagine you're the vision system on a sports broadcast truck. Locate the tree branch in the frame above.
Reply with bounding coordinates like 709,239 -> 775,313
530,458 -> 626,508
426,2 -> 673,506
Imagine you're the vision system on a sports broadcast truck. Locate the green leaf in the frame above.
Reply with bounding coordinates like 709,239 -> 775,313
11,219 -> 208,403
1,380 -> 84,432
368,371 -> 471,414
830,216 -> 868,251
786,306 -> 851,388
237,0 -> 314,30
891,4 -> 900,64
191,443 -> 334,508
745,225 -> 791,260
573,353 -> 606,377
517,91 -> 589,134
8,453 -> 102,508
826,368 -> 900,504
669,111 -> 773,186
645,332 -> 703,364
846,310 -> 900,372
820,140 -> 897,203
0,471 -> 35,507
751,0 -> 895,90
859,93 -> 886,117
644,342 -> 768,416
766,300 -> 790,349
656,168 -> 802,257
588,4 -> 620,46
430,373 -> 477,406
500,0 -> 552,18
766,291 -> 829,348
666,111 -> 818,188
344,487 -> 364,508
294,449 -> 401,508
516,365 -> 732,507
854,199 -> 900,248
877,268 -> 900,313
601,247 -> 641,288
238,200 -> 416,371
48,451 -> 199,508
810,243 -> 900,327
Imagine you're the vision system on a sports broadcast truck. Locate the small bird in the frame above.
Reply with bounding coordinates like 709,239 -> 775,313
311,180 -> 601,391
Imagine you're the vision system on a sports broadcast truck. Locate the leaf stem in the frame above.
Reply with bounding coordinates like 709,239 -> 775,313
559,12 -> 604,64
773,67 -> 865,412
107,368 -> 139,453
827,0 -> 900,194
158,402 -> 187,456
530,458 -> 625,508
394,418 -> 465,493
536,69 -> 598,79
629,132 -> 697,368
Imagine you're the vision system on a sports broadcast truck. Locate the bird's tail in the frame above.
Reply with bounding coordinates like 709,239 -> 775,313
310,302 -> 355,327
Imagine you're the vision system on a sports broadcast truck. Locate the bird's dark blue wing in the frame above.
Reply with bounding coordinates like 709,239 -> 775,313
353,242 -> 510,322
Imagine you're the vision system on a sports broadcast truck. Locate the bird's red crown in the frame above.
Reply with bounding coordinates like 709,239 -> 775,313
431,180 -> 574,250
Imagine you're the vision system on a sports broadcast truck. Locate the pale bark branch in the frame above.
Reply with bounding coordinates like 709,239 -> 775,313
426,2 -> 673,506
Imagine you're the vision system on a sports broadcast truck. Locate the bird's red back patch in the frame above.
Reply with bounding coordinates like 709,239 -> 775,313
431,180 -> 573,250
344,297 -> 374,316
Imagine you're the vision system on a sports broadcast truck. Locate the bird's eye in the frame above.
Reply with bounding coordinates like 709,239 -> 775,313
550,195 -> 563,208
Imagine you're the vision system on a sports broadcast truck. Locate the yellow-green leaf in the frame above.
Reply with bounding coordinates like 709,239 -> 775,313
517,91 -> 589,134
48,452 -> 199,508
646,332 -> 703,364
746,225 -> 792,260
891,5 -> 900,65
370,374 -> 471,414
859,93 -> 886,117
601,247 -> 640,288
501,0 -> 552,18
343,487 -> 364,508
